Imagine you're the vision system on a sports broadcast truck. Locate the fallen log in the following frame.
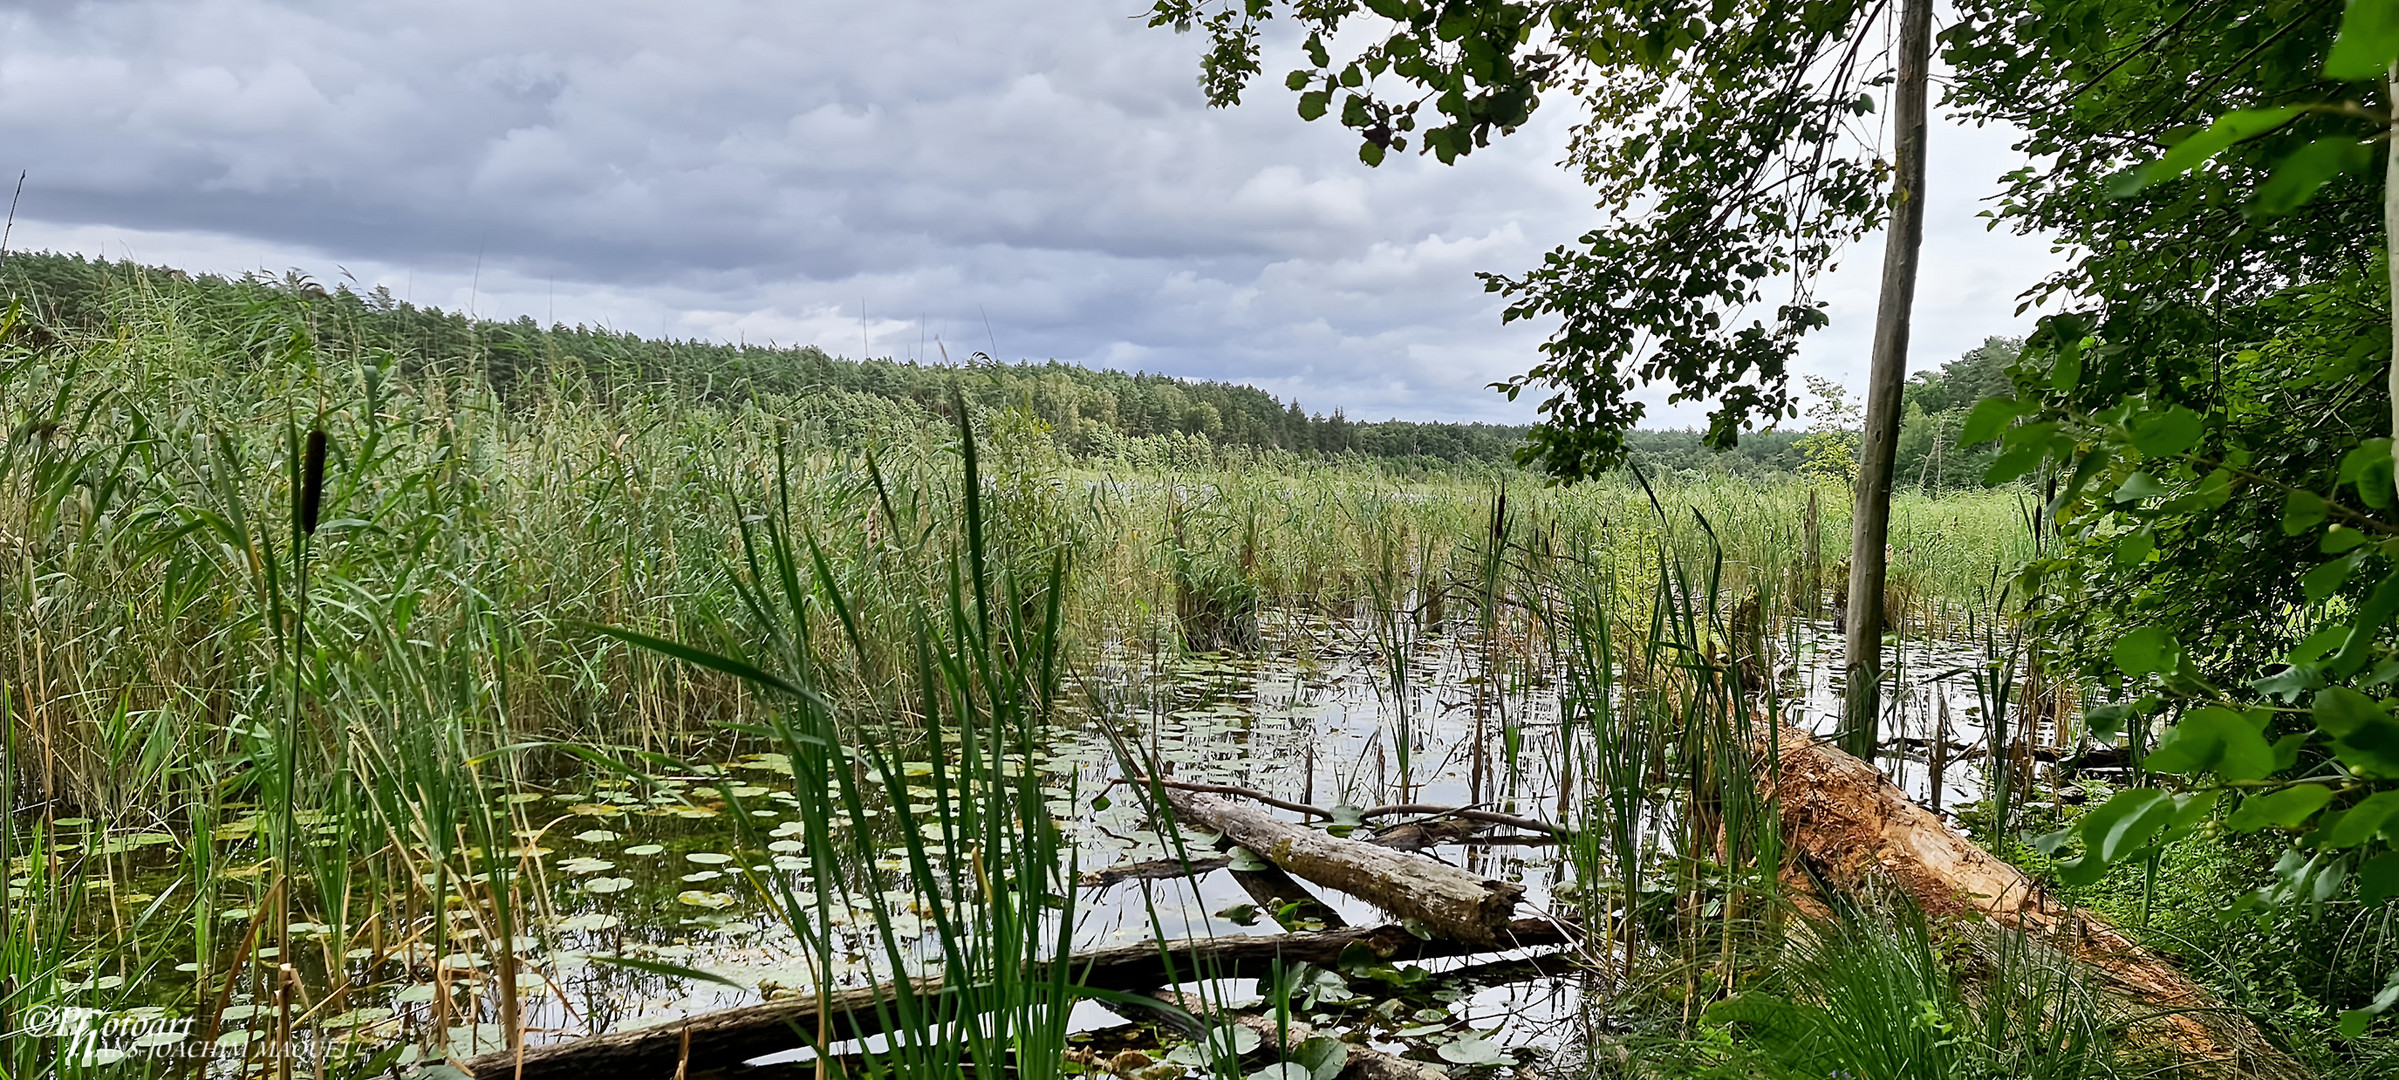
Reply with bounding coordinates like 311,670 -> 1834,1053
1078,815 -> 1511,889
1159,787 -> 1525,945
1115,775 -> 1570,837
455,918 -> 1574,1080
1761,723 -> 2309,1080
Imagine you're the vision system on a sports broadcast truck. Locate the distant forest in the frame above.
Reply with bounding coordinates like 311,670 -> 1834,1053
0,251 -> 2010,486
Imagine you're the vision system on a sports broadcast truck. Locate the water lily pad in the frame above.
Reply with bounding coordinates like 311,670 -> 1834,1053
583,877 -> 635,894
320,1007 -> 394,1029
684,852 -> 734,865
676,890 -> 736,909
557,857 -> 615,875
1436,1037 -> 1509,1066
571,829 -> 620,843
623,844 -> 665,857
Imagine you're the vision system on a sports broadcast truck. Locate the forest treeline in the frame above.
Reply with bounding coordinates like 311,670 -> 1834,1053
0,250 -> 2008,485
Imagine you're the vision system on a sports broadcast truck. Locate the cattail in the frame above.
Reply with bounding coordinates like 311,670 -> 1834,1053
299,427 -> 327,535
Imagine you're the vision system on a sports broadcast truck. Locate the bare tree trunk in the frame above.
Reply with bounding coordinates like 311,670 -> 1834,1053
2387,67 -> 2399,503
1843,0 -> 1933,755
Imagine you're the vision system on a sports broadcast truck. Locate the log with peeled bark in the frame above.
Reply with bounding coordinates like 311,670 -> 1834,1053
1761,722 -> 2309,1080
454,918 -> 1573,1080
1159,787 -> 1525,945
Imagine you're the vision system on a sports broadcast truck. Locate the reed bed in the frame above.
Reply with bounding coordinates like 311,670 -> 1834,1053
1,279 -> 2058,1077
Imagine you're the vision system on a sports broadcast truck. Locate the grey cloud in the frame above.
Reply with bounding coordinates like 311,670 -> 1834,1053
0,0 -> 2057,426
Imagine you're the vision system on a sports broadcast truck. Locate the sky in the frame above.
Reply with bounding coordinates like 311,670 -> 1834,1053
0,0 -> 2067,428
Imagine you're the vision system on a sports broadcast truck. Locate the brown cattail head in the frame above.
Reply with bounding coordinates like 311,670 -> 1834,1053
299,428 -> 327,535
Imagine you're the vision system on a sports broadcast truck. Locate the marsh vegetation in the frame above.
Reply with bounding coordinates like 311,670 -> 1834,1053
1,264 -> 2393,1080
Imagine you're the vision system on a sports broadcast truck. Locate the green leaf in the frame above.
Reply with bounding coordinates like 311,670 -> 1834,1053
2117,108 -> 2305,195
2284,490 -> 2329,535
2085,702 -> 2131,740
2272,731 -> 2312,772
2304,551 -> 2367,604
587,624 -> 804,698
2055,789 -> 2177,886
2361,851 -> 2399,905
2254,136 -> 2373,215
1297,91 -> 1330,121
2128,404 -> 2206,456
1958,395 -> 2023,446
1293,1036 -> 1349,1080
2328,0 -> 2399,80
2337,968 -> 2399,1038
2113,528 -> 2156,569
2226,785 -> 2336,832
2255,663 -> 2324,702
2344,439 -> 2396,508
2146,706 -> 2275,781
2113,624 -> 2182,677
2295,625 -> 2351,664
1984,446 -> 2045,485
2112,472 -> 2168,503
2315,686 -> 2391,737
2325,525 -> 2369,553
2324,791 -> 2399,847
2052,340 -> 2083,392
1436,1037 -> 1509,1066
2334,715 -> 2399,778
2331,570 -> 2399,676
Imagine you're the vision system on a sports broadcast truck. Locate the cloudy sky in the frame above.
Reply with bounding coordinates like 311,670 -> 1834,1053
0,0 -> 2064,427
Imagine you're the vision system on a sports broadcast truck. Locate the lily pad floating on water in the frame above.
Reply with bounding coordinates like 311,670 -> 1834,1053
623,844 -> 665,857
572,829 -> 620,843
1436,1036 -> 1510,1067
676,890 -> 736,910
583,877 -> 635,894
684,852 -> 734,865
319,1006 -> 395,1029
556,857 -> 615,875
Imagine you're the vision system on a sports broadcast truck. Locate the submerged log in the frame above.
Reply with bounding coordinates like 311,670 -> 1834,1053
1761,723 -> 2309,1080
1159,787 -> 1525,945
455,918 -> 1573,1080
